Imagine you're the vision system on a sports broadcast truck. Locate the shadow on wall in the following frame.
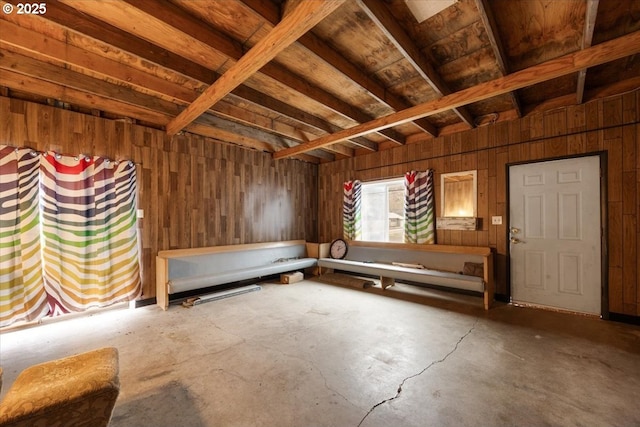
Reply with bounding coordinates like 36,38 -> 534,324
110,380 -> 205,427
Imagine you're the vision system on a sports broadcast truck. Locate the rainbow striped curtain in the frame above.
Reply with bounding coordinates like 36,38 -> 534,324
404,170 -> 436,244
0,147 -> 49,327
40,152 -> 141,315
0,146 -> 140,327
343,180 -> 362,240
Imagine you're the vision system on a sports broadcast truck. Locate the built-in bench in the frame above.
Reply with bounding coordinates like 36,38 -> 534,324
318,240 -> 494,310
156,240 -> 317,310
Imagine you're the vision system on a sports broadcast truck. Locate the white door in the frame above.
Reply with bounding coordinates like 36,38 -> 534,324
509,156 -> 601,314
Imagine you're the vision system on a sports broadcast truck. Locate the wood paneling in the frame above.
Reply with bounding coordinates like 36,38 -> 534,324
0,97 -> 318,301
318,89 -> 640,317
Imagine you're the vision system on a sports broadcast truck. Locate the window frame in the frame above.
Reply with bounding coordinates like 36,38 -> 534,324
358,177 -> 405,243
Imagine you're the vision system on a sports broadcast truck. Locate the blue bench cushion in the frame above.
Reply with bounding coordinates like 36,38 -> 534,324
318,258 -> 484,293
168,258 -> 317,294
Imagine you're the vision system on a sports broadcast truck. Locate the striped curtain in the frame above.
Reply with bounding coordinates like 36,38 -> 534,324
343,180 -> 362,240
40,153 -> 141,315
0,147 -> 49,327
404,170 -> 436,244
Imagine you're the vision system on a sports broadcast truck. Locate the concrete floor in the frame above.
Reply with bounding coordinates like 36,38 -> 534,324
1,280 -> 639,427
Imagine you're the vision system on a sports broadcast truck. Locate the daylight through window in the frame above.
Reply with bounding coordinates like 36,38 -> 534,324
360,178 -> 405,243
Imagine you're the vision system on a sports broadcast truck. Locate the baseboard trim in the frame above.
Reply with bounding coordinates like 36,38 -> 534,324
608,312 -> 640,325
135,298 -> 157,308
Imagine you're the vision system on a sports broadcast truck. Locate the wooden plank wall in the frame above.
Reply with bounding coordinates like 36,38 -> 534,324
0,97 -> 318,301
318,89 -> 640,317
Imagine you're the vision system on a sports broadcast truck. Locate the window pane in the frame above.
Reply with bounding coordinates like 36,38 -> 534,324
361,184 -> 387,241
360,179 -> 404,243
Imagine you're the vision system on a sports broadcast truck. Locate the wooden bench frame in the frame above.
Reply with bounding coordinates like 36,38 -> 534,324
323,240 -> 495,310
156,240 -> 316,311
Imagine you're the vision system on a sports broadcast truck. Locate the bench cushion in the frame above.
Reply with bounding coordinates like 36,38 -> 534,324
0,347 -> 120,427
318,258 -> 484,293
168,258 -> 317,294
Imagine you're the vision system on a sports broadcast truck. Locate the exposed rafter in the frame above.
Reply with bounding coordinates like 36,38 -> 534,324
55,0 -> 400,146
30,0 -> 358,159
474,0 -> 522,117
273,31 -> 640,159
0,68 -> 174,125
0,20 -> 343,161
0,48 -> 338,160
165,0 -> 346,135
240,0 -> 437,137
576,0 -> 600,104
1,0 -> 637,165
356,0 -> 475,128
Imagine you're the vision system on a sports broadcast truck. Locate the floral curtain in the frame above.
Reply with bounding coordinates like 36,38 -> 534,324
0,147 -> 48,327
0,146 -> 141,327
404,170 -> 436,244
343,180 -> 362,240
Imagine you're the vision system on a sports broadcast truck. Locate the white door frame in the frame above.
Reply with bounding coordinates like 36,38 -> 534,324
506,153 -> 609,318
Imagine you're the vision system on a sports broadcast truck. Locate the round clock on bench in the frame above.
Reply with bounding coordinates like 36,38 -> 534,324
329,238 -> 348,259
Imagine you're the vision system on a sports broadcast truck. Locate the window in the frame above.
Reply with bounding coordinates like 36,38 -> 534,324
360,178 -> 404,243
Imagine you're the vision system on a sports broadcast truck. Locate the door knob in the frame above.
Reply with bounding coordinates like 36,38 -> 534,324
510,237 -> 522,244
510,227 -> 520,234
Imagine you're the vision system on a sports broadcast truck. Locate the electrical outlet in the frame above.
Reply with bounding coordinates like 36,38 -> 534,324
491,216 -> 502,225
137,209 -> 144,219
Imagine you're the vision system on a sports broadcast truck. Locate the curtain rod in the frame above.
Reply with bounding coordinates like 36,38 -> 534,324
2,144 -> 141,166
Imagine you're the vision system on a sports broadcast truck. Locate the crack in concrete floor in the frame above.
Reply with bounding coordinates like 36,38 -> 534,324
357,320 -> 478,427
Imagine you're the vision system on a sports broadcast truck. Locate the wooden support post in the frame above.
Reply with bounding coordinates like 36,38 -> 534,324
156,256 -> 169,311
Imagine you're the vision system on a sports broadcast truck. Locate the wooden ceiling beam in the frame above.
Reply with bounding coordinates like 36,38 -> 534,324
356,0 -> 475,128
165,0 -> 346,135
193,114 -> 335,161
0,69 -> 174,125
31,4 -> 372,153
273,31 -> 640,159
185,123 -> 276,153
576,0 -> 600,104
228,86 -> 376,151
258,61 -> 406,145
0,20 -> 201,105
228,86 -> 375,152
40,1 -> 218,83
475,0 -> 522,117
215,98 -> 355,158
0,51 -> 333,161
186,122 -> 318,164
0,19 -> 336,156
240,0 -> 437,137
0,50 -> 184,115
57,0 -> 229,71
52,0 -> 393,145
121,0 -> 243,61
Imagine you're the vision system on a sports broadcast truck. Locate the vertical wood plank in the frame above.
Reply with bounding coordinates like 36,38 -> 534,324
609,202 -> 623,268
603,96 -> 623,127
622,91 -> 637,124
1,96 -> 318,301
609,267 -> 624,313
623,215 -> 637,308
544,109 -> 567,137
605,134 -> 623,202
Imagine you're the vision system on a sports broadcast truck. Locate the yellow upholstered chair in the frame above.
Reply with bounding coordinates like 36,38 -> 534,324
0,347 -> 120,427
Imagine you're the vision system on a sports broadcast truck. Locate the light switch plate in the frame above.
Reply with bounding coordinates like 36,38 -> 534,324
491,216 -> 502,225
137,209 -> 144,219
